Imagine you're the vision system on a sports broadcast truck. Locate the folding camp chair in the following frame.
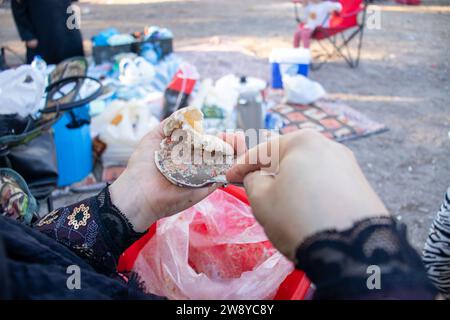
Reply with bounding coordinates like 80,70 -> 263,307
293,0 -> 368,69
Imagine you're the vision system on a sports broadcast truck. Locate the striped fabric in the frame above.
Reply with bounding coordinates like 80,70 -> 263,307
423,187 -> 450,299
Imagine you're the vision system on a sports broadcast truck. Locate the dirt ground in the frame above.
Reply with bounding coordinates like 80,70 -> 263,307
1,0 -> 450,250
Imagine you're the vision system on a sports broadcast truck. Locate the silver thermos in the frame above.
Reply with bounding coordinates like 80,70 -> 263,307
236,76 -> 265,132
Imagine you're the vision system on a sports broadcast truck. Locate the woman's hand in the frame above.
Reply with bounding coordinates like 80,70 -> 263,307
109,123 -> 217,232
226,129 -> 389,260
26,39 -> 38,49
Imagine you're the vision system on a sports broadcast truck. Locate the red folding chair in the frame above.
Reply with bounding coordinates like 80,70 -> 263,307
293,0 -> 368,69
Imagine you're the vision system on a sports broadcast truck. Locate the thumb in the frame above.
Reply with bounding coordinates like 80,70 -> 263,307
227,136 -> 281,183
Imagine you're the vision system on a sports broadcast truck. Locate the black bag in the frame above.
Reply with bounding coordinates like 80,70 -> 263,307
0,114 -> 58,200
7,131 -> 58,200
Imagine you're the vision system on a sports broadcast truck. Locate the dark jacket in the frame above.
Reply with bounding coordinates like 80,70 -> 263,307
11,0 -> 84,64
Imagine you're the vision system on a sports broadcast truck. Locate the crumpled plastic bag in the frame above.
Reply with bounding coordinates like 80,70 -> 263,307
91,99 -> 159,166
0,65 -> 45,117
132,189 -> 294,300
148,53 -> 181,92
119,57 -> 156,85
283,74 -> 326,104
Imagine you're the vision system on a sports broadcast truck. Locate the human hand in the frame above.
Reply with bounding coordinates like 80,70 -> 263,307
26,39 -> 38,49
226,129 -> 389,260
109,124 -> 244,233
109,122 -> 218,232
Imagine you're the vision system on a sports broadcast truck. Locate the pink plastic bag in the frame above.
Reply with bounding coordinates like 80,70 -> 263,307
132,189 -> 294,300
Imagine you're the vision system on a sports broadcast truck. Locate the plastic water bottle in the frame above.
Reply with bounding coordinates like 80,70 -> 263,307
31,55 -> 48,84
31,55 -> 47,72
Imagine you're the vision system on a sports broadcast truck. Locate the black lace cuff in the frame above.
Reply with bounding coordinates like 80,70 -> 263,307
34,186 -> 145,275
97,186 -> 145,259
295,216 -> 437,299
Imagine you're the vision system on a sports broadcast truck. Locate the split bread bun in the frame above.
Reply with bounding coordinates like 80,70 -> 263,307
162,106 -> 234,157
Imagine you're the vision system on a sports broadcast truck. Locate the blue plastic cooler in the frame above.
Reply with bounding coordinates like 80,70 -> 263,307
270,48 -> 311,89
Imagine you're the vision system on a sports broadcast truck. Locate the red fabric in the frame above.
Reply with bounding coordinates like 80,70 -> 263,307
301,0 -> 363,40
117,185 -> 311,300
330,0 -> 361,28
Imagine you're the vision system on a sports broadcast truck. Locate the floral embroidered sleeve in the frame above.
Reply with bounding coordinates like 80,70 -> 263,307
34,187 -> 145,275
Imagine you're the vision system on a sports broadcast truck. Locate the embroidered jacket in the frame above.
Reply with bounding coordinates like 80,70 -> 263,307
34,187 -> 143,275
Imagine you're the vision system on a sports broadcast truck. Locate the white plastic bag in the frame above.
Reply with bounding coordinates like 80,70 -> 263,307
283,74 -> 326,104
119,57 -> 156,85
132,189 -> 294,300
0,65 -> 45,117
91,100 -> 159,166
